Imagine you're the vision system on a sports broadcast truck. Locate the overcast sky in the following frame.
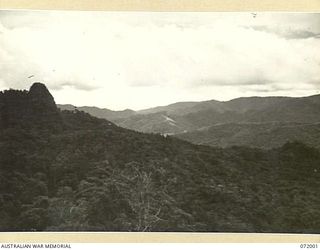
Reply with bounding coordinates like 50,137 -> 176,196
0,11 -> 319,110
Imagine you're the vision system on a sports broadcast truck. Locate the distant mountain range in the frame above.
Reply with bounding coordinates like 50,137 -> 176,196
58,104 -> 135,121
1,83 -> 319,232
58,94 -> 320,149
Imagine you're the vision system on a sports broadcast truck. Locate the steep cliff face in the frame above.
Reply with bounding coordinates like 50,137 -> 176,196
0,82 -> 61,130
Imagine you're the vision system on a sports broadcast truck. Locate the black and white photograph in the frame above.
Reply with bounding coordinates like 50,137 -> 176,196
0,10 -> 319,233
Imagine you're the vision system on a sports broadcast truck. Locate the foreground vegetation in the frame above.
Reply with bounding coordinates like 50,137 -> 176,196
0,84 -> 319,232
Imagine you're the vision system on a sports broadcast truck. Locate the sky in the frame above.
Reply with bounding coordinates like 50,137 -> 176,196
0,11 -> 320,110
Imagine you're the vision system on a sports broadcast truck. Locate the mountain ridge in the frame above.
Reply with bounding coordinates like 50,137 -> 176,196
58,93 -> 320,148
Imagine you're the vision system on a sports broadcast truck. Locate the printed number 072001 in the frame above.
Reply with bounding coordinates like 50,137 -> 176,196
300,244 -> 318,248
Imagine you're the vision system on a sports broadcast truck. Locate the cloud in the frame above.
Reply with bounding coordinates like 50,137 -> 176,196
0,11 -> 319,109
129,81 -> 160,87
196,71 -> 275,87
245,25 -> 320,39
50,81 -> 100,91
240,82 -> 318,95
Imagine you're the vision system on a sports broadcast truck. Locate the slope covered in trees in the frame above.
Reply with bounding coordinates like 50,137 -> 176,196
0,83 -> 319,233
176,122 -> 320,149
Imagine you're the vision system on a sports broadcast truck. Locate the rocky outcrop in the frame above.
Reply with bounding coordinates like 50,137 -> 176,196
0,83 -> 62,130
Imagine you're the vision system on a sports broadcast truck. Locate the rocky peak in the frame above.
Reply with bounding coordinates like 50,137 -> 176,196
28,82 -> 56,109
0,83 -> 61,130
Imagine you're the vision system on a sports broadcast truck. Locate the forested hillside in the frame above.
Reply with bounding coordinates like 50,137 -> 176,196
176,122 -> 320,149
1,83 -> 319,233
